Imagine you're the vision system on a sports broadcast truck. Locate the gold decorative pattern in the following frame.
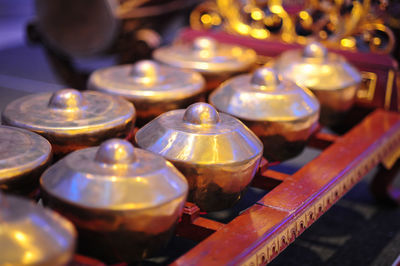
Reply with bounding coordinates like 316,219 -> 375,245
241,125 -> 400,265
190,0 -> 395,54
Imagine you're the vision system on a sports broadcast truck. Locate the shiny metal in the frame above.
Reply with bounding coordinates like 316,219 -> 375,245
0,126 -> 52,196
40,139 -> 188,262
135,103 -> 263,212
272,42 -> 362,126
153,37 -> 257,90
210,67 -> 319,162
0,193 -> 76,265
88,60 -> 205,124
2,89 -> 136,157
153,36 -> 257,74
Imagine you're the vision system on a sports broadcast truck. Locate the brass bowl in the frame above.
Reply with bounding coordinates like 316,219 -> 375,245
209,67 -> 320,162
135,103 -> 263,212
0,193 -> 76,265
2,89 -> 135,158
153,36 -> 257,92
0,126 -> 52,197
88,60 -> 205,125
40,139 -> 188,263
272,42 -> 362,126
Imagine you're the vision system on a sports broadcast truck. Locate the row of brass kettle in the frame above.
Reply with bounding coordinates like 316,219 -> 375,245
0,36 -> 362,265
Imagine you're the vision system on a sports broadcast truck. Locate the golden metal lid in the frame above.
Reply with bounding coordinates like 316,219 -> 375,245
2,89 -> 135,137
209,67 -> 320,122
135,103 -> 263,164
88,60 -> 205,101
40,139 -> 188,210
273,42 -> 362,91
0,126 -> 51,183
0,193 -> 76,265
153,37 -> 257,75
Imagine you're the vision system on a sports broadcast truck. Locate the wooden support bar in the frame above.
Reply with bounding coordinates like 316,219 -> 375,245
176,202 -> 225,242
192,217 -> 225,232
252,169 -> 291,191
308,131 -> 340,150
171,204 -> 291,265
172,109 -> 400,265
261,170 -> 291,182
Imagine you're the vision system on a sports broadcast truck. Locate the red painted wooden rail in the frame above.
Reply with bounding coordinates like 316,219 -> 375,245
171,109 -> 400,265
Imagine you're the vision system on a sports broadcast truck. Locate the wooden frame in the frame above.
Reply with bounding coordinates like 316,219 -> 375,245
171,109 -> 400,265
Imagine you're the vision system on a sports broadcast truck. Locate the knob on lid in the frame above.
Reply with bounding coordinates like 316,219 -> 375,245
192,37 -> 217,58
209,67 -> 320,122
48,88 -> 85,111
95,139 -> 136,165
40,139 -> 188,210
135,103 -> 263,164
0,193 -> 76,265
250,67 -> 280,88
153,36 -> 257,74
182,103 -> 220,125
193,37 -> 217,51
130,60 -> 161,84
302,42 -> 328,58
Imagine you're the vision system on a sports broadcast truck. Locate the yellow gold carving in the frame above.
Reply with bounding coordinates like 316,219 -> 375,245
191,0 -> 395,54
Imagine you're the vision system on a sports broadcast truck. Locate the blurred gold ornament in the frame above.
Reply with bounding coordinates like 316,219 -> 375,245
190,0 -> 395,54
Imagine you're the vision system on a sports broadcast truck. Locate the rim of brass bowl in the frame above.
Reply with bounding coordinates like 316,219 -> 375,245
1,89 -> 135,137
153,36 -> 257,75
0,126 -> 52,182
0,126 -> 52,195
135,103 -> 263,166
88,60 -> 206,102
209,67 -> 320,123
40,139 -> 188,211
0,193 -> 76,265
272,42 -> 362,92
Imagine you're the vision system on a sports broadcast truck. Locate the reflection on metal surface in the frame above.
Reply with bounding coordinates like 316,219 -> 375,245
272,42 -> 362,126
2,89 -> 135,157
0,193 -> 76,265
41,139 -> 188,262
136,103 -> 263,211
209,67 -> 319,161
0,126 -> 52,196
153,36 -> 257,92
190,0 -> 395,54
153,36 -> 257,75
88,60 -> 205,124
